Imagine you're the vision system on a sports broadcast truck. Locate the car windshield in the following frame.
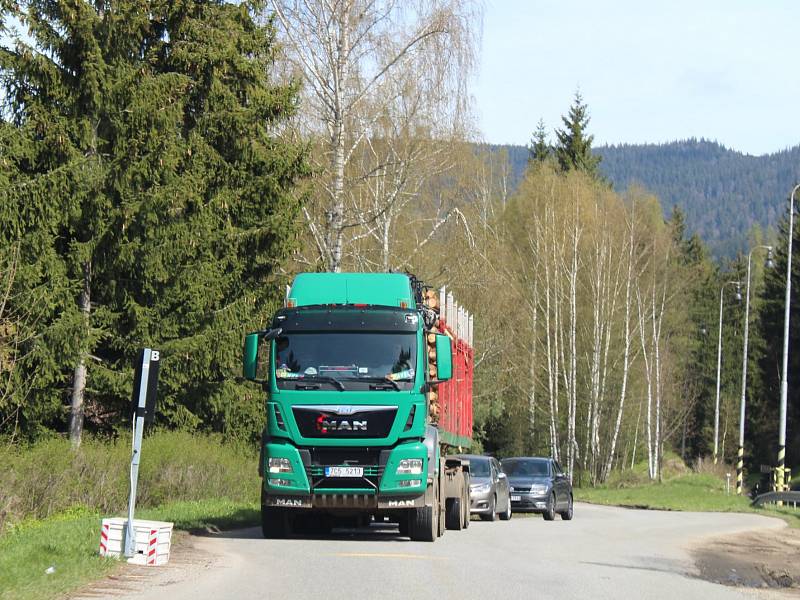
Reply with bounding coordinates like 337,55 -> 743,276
501,459 -> 550,477
274,332 -> 416,387
469,459 -> 490,478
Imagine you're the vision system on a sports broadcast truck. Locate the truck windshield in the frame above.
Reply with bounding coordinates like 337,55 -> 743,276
274,332 -> 416,389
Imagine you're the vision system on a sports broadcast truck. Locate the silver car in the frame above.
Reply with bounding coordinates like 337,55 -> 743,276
459,455 -> 512,521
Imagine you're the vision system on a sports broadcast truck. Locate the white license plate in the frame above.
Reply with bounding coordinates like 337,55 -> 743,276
511,495 -> 521,502
325,466 -> 363,478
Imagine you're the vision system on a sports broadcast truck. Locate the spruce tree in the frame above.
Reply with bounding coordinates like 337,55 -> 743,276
529,118 -> 551,164
0,1 -> 307,441
554,91 -> 602,179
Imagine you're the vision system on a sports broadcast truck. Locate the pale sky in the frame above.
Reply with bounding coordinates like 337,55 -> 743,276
474,0 -> 800,156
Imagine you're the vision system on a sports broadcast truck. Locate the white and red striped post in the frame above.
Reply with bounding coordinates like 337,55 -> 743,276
99,523 -> 109,555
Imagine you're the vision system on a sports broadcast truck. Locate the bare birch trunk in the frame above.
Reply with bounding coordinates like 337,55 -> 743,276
566,208 -> 580,481
69,261 -> 91,449
529,279 -> 538,450
636,282 -> 656,480
602,211 -> 636,481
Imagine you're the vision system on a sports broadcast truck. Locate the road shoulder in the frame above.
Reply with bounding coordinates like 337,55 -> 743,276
691,522 -> 800,592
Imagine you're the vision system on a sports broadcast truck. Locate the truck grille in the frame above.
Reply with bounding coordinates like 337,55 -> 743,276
292,405 -> 397,439
305,448 -> 390,493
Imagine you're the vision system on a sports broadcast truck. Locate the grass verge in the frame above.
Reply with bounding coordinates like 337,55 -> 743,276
576,472 -> 800,528
0,498 -> 259,600
0,431 -> 261,600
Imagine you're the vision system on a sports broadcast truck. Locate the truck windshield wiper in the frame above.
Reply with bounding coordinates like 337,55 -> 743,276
340,376 -> 401,391
291,376 -> 345,391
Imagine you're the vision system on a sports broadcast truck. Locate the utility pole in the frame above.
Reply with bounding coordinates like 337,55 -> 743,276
714,280 -> 741,464
778,185 -> 800,493
737,246 -> 773,494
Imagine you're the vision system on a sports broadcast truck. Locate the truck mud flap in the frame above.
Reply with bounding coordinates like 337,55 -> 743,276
264,495 -> 312,509
377,494 -> 427,509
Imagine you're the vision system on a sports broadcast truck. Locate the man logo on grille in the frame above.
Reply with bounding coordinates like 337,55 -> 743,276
316,413 -> 367,433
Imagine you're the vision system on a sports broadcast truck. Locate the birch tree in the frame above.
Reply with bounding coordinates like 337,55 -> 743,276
601,200 -> 640,481
268,0 -> 480,271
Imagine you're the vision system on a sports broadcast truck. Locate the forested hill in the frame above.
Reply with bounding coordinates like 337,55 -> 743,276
491,139 -> 800,258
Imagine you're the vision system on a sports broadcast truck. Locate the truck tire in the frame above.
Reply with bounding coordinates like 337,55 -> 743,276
408,504 -> 437,542
445,497 -> 464,530
409,485 -> 439,542
398,514 -> 409,537
261,505 -> 290,538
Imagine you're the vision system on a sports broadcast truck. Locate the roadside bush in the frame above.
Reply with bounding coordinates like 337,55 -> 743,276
595,451 -> 691,489
0,431 -> 258,534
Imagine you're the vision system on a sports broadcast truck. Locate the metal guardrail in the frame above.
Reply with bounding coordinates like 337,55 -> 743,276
751,491 -> 800,507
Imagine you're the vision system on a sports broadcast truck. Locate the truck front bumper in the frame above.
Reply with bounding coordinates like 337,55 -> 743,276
261,439 -> 430,509
262,491 -> 428,510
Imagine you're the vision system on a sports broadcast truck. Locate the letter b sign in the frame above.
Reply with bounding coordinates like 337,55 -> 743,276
131,348 -> 161,424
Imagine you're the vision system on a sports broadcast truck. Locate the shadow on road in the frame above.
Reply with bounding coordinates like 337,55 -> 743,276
580,559 -> 689,577
197,517 -> 497,541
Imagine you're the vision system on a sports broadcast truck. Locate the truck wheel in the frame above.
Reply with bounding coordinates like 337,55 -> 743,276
398,514 -> 409,537
261,505 -> 290,538
409,485 -> 438,542
408,505 -> 437,542
261,487 -> 290,538
445,497 -> 464,530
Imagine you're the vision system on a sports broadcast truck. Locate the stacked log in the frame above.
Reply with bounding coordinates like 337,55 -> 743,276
423,293 -> 440,422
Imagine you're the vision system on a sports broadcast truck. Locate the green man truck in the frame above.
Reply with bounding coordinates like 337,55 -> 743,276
242,272 -> 474,541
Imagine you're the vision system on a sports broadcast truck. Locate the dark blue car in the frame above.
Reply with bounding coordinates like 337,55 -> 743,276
500,457 -> 574,521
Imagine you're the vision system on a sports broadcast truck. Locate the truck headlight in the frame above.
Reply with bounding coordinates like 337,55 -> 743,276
268,457 -> 293,474
471,483 -> 491,494
530,484 -> 549,495
269,478 -> 292,487
396,459 -> 424,475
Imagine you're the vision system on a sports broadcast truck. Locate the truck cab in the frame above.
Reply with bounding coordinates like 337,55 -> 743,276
243,273 -> 472,540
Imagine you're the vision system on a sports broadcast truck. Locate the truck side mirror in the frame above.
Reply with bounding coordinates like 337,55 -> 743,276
243,328 -> 283,382
243,333 -> 260,381
435,334 -> 453,381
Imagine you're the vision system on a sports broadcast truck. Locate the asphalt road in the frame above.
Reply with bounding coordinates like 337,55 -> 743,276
81,504 -> 788,600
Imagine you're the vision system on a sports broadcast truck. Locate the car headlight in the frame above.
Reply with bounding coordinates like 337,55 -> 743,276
530,484 -> 549,495
471,482 -> 491,494
396,458 -> 424,475
268,457 -> 293,474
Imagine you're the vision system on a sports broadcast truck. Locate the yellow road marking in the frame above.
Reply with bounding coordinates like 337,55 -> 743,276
327,553 -> 447,560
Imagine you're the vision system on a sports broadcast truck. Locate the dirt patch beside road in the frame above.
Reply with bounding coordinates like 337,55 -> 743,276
692,526 -> 800,591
